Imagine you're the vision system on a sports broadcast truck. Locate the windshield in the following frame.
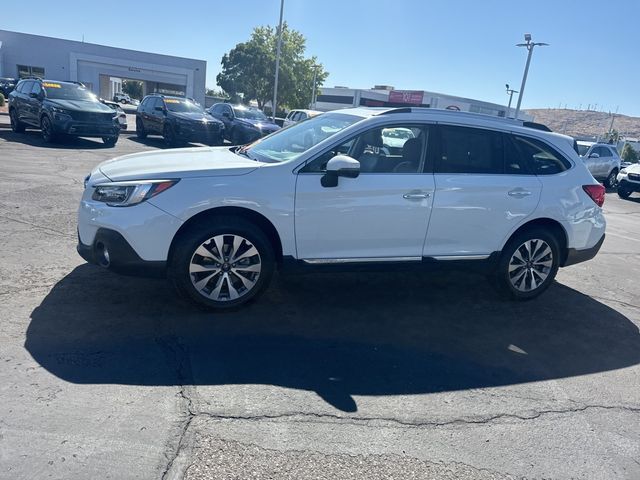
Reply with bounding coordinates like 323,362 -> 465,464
44,83 -> 98,102
246,112 -> 362,163
234,107 -> 268,121
163,98 -> 204,113
577,144 -> 591,156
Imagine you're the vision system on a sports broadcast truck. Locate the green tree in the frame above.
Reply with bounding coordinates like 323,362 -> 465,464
216,23 -> 328,110
205,88 -> 229,99
122,80 -> 143,100
621,143 -> 639,163
603,128 -> 620,144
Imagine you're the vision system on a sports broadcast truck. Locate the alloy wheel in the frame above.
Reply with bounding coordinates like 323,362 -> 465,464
41,117 -> 52,142
508,238 -> 553,292
189,234 -> 262,302
10,110 -> 17,131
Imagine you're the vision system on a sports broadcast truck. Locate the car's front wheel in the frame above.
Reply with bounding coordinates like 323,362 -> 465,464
102,136 -> 118,147
605,169 -> 618,189
170,217 -> 275,310
618,185 -> 632,199
163,124 -> 176,147
40,116 -> 57,143
497,228 -> 560,300
136,118 -> 147,139
9,109 -> 25,133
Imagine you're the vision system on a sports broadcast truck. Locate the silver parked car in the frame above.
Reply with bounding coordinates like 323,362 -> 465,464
576,141 -> 621,188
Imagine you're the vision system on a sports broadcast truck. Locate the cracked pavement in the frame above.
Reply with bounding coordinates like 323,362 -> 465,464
0,131 -> 639,479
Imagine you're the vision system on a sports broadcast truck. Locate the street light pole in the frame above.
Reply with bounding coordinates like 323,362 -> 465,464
271,0 -> 284,122
505,83 -> 518,118
514,34 -> 548,120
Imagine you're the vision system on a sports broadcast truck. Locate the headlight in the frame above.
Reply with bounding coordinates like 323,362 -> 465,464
620,168 -> 627,175
91,179 -> 179,207
52,106 -> 69,114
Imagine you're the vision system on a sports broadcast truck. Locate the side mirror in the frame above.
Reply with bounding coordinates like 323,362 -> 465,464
321,155 -> 360,188
222,111 -> 231,118
589,152 -> 600,159
154,106 -> 165,113
29,92 -> 38,98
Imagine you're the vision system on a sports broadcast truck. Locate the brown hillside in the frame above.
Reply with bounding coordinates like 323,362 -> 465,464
525,109 -> 640,139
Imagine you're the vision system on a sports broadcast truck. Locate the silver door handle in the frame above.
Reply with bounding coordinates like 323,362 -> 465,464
508,190 -> 532,198
403,193 -> 431,199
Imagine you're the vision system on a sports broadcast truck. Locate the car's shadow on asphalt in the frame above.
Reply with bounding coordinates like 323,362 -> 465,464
0,129 -> 111,149
27,265 -> 640,412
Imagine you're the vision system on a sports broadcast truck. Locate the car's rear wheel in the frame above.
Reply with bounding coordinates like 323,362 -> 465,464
170,217 -> 275,310
102,136 -> 118,147
605,169 -> 618,189
136,118 -> 147,139
618,186 -> 632,199
497,228 -> 560,300
40,116 -> 57,143
9,109 -> 25,133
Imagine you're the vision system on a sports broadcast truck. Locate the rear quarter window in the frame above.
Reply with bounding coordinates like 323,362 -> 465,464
512,135 -> 572,175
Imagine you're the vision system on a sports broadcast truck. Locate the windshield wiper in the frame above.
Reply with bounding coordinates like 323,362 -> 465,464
235,145 -> 256,160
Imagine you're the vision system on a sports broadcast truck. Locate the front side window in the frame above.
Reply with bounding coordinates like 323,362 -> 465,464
436,125 -> 503,174
246,112 -> 361,163
234,106 -> 268,121
302,124 -> 428,174
598,146 -> 612,158
30,82 -> 42,96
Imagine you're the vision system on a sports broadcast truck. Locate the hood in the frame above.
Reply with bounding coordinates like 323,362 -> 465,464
98,146 -> 262,181
237,118 -> 280,132
47,99 -> 113,113
624,163 -> 640,174
172,111 -> 224,125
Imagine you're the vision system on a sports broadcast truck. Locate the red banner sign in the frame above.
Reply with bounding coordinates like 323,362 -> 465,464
388,90 -> 424,105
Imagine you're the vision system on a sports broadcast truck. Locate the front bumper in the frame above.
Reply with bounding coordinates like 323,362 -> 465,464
175,123 -> 224,144
53,118 -> 120,138
563,234 -> 605,267
618,177 -> 640,192
78,228 -> 166,277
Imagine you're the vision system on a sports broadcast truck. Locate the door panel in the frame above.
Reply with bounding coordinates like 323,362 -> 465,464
423,174 -> 542,256
295,173 -> 435,259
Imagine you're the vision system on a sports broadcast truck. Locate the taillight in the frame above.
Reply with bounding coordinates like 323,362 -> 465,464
582,184 -> 605,207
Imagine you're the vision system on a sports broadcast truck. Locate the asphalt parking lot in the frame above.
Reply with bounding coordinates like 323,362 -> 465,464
1,131 -> 639,480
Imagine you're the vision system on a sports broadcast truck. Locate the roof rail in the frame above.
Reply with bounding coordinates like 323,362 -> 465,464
522,121 -> 552,132
377,107 -> 412,115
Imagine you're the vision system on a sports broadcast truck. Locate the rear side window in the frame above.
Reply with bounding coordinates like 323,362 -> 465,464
436,125 -> 503,174
512,135 -> 571,175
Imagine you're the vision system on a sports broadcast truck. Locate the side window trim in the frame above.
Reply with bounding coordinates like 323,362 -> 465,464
434,123 -> 504,175
511,133 -> 573,175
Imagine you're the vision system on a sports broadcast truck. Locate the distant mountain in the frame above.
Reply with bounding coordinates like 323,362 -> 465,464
525,109 -> 640,139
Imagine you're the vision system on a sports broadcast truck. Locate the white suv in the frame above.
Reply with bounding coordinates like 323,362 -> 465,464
78,107 -> 606,309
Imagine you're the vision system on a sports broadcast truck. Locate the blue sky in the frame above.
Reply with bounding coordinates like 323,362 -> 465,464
4,0 -> 638,114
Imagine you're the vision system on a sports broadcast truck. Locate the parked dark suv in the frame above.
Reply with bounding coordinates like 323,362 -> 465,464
136,94 -> 225,147
8,79 -> 120,146
207,103 -> 280,145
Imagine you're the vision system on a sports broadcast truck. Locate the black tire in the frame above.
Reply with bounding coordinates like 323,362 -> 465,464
170,217 -> 275,310
102,136 -> 118,147
605,169 -> 619,189
618,186 -> 632,199
9,108 -> 25,133
163,124 -> 176,147
231,128 -> 244,146
40,116 -> 57,143
136,118 -> 147,139
496,227 -> 560,301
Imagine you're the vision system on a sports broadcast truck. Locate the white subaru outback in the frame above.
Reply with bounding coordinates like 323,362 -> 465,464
78,107 -> 606,309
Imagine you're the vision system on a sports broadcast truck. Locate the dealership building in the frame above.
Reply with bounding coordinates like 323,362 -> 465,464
315,85 -> 531,120
0,30 -> 206,105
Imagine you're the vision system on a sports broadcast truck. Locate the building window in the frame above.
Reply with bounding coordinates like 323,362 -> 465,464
17,65 -> 45,79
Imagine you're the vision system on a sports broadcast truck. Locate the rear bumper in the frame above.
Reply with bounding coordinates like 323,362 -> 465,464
77,228 -> 166,277
562,234 -> 605,267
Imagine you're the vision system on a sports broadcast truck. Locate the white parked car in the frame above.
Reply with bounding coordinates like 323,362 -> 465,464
78,107 -> 606,310
617,163 -> 640,199
576,141 -> 621,188
283,109 -> 322,127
